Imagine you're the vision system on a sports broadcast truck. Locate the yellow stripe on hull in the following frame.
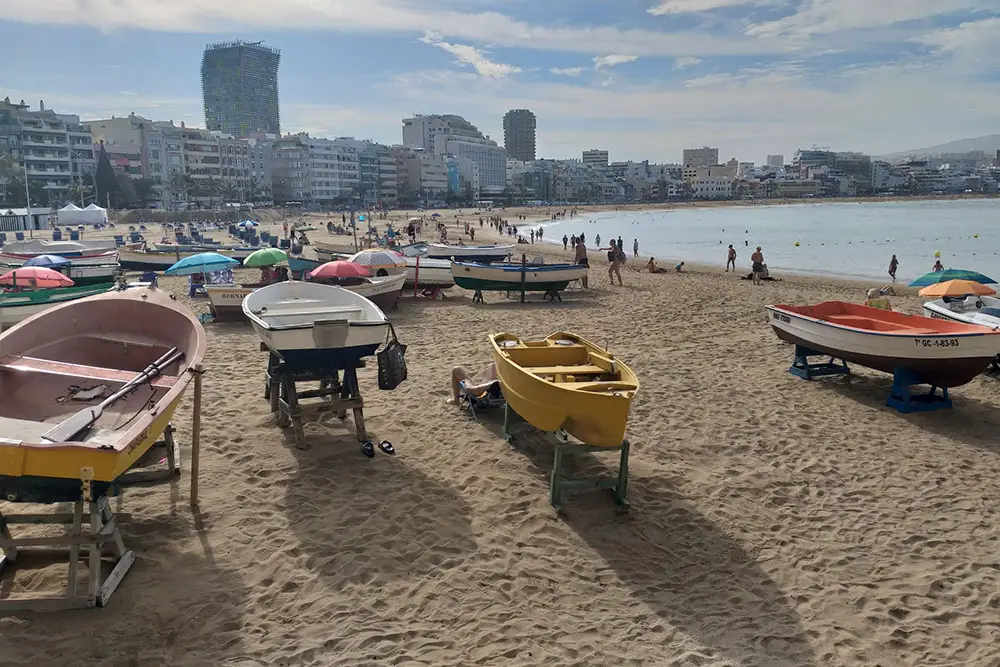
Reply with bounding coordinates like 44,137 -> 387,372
0,394 -> 184,483
490,331 -> 638,448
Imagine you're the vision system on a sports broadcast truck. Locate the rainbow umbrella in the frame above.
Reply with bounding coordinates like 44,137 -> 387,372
0,266 -> 74,288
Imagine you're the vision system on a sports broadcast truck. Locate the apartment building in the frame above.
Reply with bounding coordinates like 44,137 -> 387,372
682,146 -> 719,167
394,146 -> 448,204
0,98 -> 95,206
503,109 -> 536,162
402,114 -> 506,195
582,149 -> 609,168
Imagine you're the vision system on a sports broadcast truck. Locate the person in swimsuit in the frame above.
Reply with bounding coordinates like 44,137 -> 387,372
751,246 -> 764,285
888,255 -> 899,282
574,239 -> 590,288
727,244 -> 737,272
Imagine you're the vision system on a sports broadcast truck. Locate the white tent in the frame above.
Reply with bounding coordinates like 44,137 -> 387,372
58,203 -> 108,226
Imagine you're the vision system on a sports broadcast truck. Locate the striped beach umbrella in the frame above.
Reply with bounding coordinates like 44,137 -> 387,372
909,269 -> 996,287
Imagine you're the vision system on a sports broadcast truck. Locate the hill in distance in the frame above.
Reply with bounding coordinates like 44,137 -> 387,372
879,135 -> 1000,161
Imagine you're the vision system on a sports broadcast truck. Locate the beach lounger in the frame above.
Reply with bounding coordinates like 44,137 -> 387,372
459,380 -> 505,420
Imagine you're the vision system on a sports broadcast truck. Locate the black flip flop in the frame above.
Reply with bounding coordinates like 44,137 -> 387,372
361,441 -> 375,458
378,440 -> 395,455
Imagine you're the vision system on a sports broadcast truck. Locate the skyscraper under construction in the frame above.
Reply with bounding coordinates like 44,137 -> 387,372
201,40 -> 281,137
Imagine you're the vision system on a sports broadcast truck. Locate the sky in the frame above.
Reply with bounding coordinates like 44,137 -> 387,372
2,0 -> 998,163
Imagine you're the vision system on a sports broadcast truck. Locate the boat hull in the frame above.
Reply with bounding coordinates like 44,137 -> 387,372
243,282 -> 390,375
207,274 -> 403,321
490,331 -> 638,448
452,262 -> 586,293
427,243 -> 513,263
767,303 -> 1000,387
0,283 -> 116,331
0,287 -> 206,503
0,249 -> 118,267
119,247 -> 250,271
405,257 -> 454,288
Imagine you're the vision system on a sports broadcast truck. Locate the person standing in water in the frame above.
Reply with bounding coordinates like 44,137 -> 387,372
726,244 -> 737,272
562,234 -> 568,250
888,254 -> 899,282
633,238 -> 639,258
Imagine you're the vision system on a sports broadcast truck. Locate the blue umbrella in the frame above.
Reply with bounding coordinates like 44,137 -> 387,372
165,252 -> 240,276
23,254 -> 71,268
239,220 -> 258,227
909,269 -> 996,287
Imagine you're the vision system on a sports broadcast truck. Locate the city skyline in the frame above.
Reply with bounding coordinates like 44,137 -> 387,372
1,1 -> 998,162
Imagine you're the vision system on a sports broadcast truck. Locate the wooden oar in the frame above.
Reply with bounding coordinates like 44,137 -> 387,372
41,347 -> 185,443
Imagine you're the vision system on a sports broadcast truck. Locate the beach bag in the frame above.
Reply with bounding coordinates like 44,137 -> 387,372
377,323 -> 408,390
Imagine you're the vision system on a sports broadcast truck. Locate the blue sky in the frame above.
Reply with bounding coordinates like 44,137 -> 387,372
2,0 -> 998,163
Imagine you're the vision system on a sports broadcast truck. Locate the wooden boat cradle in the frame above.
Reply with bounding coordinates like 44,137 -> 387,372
501,404 -> 630,512
262,345 -> 368,450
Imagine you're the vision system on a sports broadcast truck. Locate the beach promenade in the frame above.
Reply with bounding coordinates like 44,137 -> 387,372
1,212 -> 999,667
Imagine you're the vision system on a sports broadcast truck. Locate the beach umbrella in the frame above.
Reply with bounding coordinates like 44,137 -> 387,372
430,213 -> 441,218
23,254 -> 71,268
238,220 -> 258,227
408,217 -> 421,223
918,280 -> 996,298
910,269 -> 996,287
165,252 -> 240,276
348,249 -> 406,275
308,260 -> 371,280
0,266 -> 74,288
242,247 -> 287,268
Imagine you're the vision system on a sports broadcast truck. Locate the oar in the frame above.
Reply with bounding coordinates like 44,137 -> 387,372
41,347 -> 184,443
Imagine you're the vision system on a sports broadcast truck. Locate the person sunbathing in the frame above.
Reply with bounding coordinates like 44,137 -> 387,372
448,362 -> 498,404
647,257 -> 668,274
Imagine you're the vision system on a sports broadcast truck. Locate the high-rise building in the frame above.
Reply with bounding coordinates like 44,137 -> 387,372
682,146 -> 719,167
401,115 -> 506,195
201,40 -> 281,137
582,149 -> 609,168
766,154 -> 784,168
503,109 -> 536,162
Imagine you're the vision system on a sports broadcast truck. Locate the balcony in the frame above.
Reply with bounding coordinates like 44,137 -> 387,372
21,137 -> 66,148
26,167 -> 71,176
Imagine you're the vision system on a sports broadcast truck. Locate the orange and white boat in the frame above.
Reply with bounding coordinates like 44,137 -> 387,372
766,301 -> 1000,387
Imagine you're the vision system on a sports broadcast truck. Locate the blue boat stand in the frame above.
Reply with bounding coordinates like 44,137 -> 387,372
263,345 -> 368,449
501,404 -> 630,512
789,345 -> 850,380
787,344 -> 952,414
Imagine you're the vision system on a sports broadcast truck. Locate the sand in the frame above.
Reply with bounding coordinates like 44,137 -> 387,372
2,212 -> 1000,667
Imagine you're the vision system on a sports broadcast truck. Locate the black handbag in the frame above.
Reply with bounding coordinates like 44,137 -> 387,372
377,323 -> 408,390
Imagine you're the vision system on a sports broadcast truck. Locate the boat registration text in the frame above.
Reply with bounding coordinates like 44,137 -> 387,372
915,338 -> 959,348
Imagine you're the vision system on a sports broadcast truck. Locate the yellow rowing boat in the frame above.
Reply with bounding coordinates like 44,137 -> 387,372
489,331 -> 639,447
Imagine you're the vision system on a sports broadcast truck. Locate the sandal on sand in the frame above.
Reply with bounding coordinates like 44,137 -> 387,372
378,440 -> 395,455
361,441 -> 375,458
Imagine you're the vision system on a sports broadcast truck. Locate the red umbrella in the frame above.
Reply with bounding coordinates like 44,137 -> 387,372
307,261 -> 371,280
0,266 -> 75,288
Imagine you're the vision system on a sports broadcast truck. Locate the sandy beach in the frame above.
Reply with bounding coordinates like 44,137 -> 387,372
2,213 -> 999,667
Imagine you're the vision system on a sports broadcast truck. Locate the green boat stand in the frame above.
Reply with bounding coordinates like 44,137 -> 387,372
501,404 -> 630,512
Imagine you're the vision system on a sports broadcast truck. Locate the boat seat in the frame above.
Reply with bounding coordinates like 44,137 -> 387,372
0,355 -> 177,389
262,305 -> 363,317
97,335 -> 164,349
528,364 -> 609,376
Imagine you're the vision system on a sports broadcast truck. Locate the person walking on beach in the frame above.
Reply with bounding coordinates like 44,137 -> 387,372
607,243 -> 623,286
633,238 -> 639,258
574,238 -> 590,289
888,254 -> 899,282
727,244 -> 737,272
562,234 -> 568,250
751,246 -> 764,285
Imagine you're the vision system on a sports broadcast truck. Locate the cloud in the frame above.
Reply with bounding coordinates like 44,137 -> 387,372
916,17 -> 1000,65
419,32 -> 520,78
674,57 -> 703,69
0,0 -> 776,57
746,0 -> 989,40
648,0 -> 764,15
550,67 -> 586,77
593,55 -> 638,70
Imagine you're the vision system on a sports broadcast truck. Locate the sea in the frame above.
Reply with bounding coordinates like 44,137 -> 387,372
533,199 -> 1000,283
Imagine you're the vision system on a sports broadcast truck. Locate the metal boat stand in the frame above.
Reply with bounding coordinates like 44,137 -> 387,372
501,404 -> 630,512
788,345 -> 850,380
263,347 -> 367,450
0,494 -> 134,612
